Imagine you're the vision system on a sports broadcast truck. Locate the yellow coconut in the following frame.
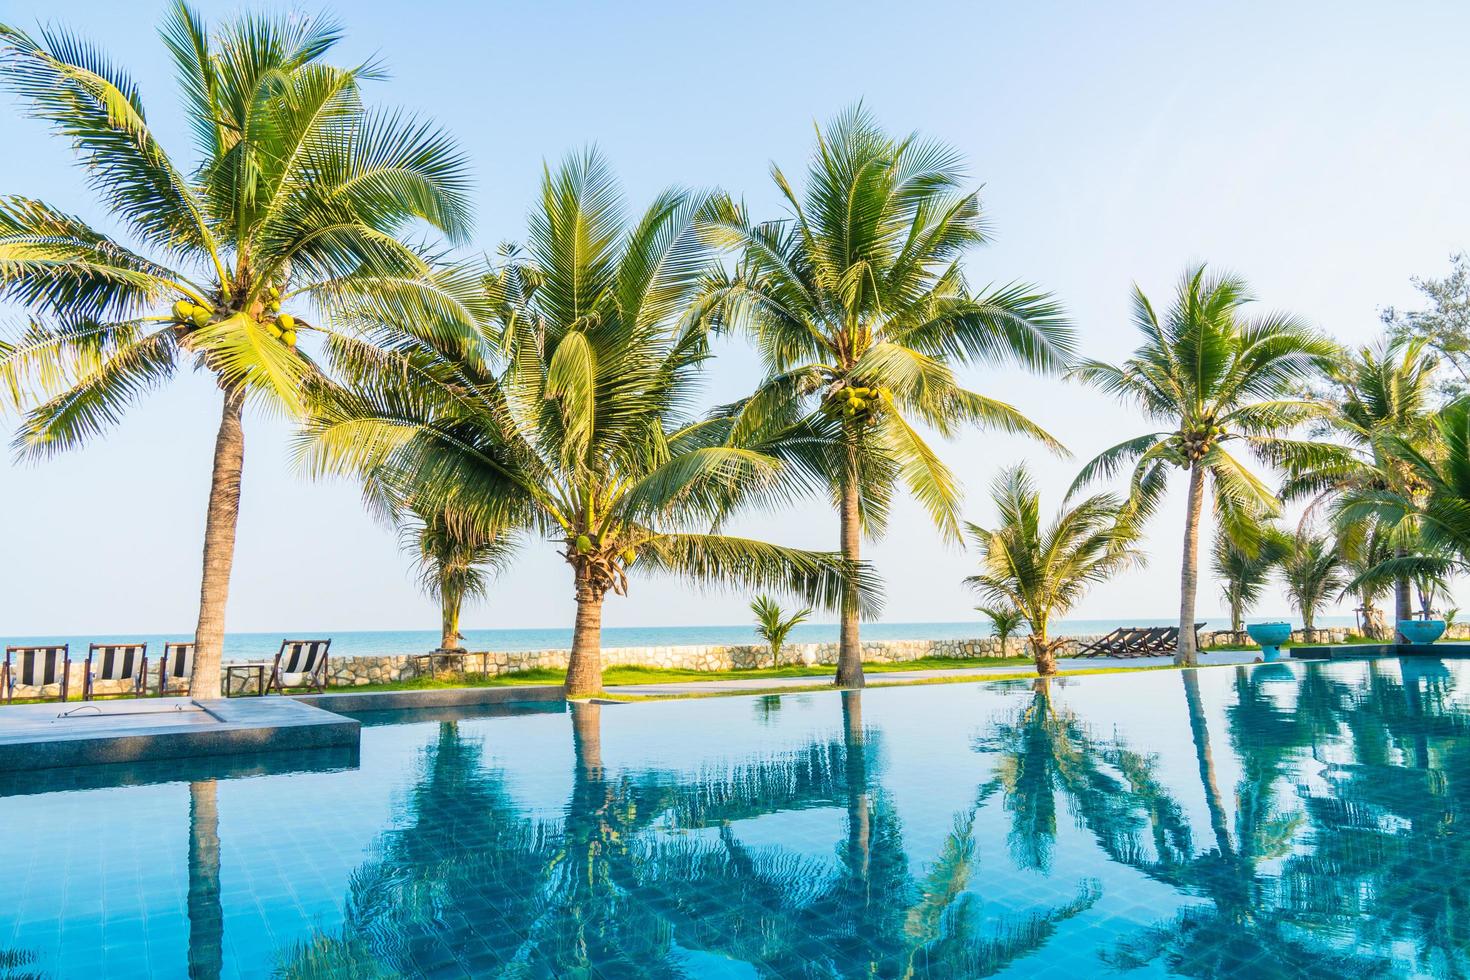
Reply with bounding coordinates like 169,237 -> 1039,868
190,309 -> 210,328
277,313 -> 295,332
282,330 -> 297,348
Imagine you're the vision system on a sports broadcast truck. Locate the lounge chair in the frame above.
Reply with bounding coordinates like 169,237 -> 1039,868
1076,628 -> 1136,657
84,642 -> 147,700
265,639 -> 331,694
157,642 -> 195,696
1076,624 -> 1205,658
3,645 -> 71,703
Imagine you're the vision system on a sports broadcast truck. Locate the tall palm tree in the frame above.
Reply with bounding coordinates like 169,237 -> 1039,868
0,7 -> 475,696
964,465 -> 1139,675
1072,266 -> 1336,665
700,106 -> 1073,688
1210,519 -> 1290,635
1283,339 -> 1441,626
1281,529 -> 1347,634
303,151 -> 878,697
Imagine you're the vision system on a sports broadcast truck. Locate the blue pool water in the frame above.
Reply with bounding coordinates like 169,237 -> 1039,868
1,656 -> 1453,977
3,614 -> 1360,661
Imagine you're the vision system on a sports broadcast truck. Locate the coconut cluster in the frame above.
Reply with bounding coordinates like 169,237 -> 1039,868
262,286 -> 297,347
170,284 -> 298,348
1180,421 -> 1225,461
171,298 -> 213,328
824,382 -> 891,425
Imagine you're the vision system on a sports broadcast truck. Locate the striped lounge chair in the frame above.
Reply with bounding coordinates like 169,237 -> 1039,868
3,645 -> 71,703
157,642 -> 195,696
84,642 -> 148,700
266,639 -> 331,694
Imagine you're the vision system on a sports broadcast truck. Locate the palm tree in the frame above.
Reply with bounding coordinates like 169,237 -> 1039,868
1337,519 -> 1395,638
700,106 -> 1073,688
964,465 -> 1139,675
402,506 -> 516,651
0,8 -> 474,696
1072,265 -> 1336,665
750,594 -> 810,667
1281,529 -> 1347,634
977,603 -> 1027,655
1337,397 -> 1470,606
1283,339 -> 1441,626
1211,519 -> 1290,636
303,151 -> 878,697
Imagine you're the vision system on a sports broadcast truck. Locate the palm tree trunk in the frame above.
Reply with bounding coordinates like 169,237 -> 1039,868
440,577 -> 463,651
840,690 -> 870,876
1230,594 -> 1244,635
1395,546 -> 1411,631
190,384 -> 246,700
1181,670 -> 1232,857
1177,462 -> 1206,667
565,565 -> 604,698
835,470 -> 864,688
570,700 -> 603,776
1362,593 -> 1387,640
187,781 -> 223,980
1030,629 -> 1057,676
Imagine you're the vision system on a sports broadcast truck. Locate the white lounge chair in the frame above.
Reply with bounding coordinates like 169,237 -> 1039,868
84,642 -> 147,700
157,642 -> 195,696
266,639 -> 331,694
3,645 -> 71,703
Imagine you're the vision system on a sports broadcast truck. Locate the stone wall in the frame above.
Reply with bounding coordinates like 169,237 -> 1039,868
320,634 -> 1095,687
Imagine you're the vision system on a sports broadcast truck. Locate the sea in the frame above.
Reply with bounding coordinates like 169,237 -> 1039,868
3,615 -> 1362,662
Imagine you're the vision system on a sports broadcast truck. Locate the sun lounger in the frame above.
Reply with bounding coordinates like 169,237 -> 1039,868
265,639 -> 331,694
84,642 -> 147,700
3,645 -> 71,703
1076,628 -> 1140,657
1076,624 -> 1205,658
157,642 -> 195,696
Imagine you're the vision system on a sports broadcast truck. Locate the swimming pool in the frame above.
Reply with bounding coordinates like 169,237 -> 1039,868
1,658 -> 1463,977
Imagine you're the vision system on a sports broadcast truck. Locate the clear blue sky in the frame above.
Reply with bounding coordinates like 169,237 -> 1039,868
2,0 -> 1467,635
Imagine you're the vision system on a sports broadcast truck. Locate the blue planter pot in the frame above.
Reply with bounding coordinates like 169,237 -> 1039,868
1399,619 -> 1446,645
1247,622 -> 1293,662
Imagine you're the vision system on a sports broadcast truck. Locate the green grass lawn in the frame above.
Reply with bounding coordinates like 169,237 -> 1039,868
316,654 -> 1040,696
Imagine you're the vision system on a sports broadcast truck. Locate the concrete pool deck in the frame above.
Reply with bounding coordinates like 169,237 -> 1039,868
0,696 -> 359,772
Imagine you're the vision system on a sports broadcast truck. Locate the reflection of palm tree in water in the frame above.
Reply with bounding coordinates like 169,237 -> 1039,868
1289,659 -> 1470,973
0,947 -> 44,980
977,677 -> 1193,875
283,693 -> 1100,977
644,689 -> 1100,977
187,781 -> 223,980
1105,667 -> 1393,976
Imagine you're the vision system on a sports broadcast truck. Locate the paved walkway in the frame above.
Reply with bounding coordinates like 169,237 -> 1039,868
607,650 -> 1262,697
